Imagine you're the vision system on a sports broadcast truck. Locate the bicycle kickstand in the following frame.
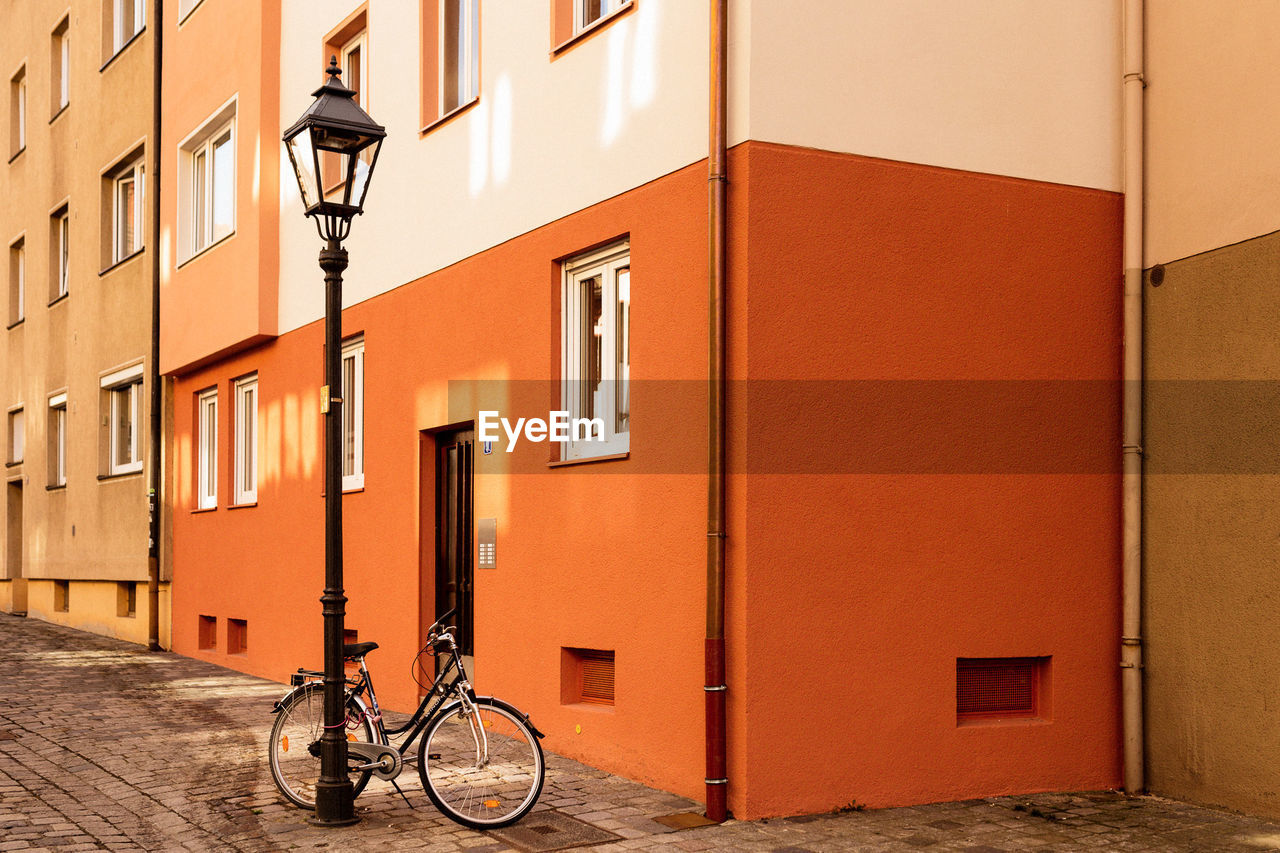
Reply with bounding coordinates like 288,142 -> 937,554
389,778 -> 415,809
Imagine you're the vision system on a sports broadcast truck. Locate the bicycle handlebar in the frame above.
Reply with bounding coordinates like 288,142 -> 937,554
429,607 -> 457,637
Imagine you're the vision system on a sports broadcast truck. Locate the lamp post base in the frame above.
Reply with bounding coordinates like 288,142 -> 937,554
309,781 -> 359,826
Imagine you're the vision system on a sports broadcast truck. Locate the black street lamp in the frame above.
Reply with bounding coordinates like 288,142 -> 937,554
282,57 -> 385,827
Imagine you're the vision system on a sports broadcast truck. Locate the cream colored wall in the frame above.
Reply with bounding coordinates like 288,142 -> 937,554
25,580 -> 171,647
278,0 -> 709,335
1145,1 -> 1280,266
0,1 -> 154,607
745,0 -> 1122,192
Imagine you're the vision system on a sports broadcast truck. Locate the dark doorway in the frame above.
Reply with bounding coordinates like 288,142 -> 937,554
428,427 -> 474,657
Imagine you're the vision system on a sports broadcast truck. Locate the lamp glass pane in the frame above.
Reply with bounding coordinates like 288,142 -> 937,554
350,138 -> 380,211
287,131 -> 319,209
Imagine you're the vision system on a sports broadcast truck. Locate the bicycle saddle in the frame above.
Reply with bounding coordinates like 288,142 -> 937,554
342,641 -> 379,659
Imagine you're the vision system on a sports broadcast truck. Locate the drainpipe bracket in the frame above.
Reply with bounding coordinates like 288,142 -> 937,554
1122,444 -> 1144,456
705,778 -> 728,785
704,684 -> 727,692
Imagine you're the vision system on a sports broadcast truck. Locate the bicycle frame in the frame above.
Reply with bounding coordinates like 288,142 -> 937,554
289,632 -> 485,774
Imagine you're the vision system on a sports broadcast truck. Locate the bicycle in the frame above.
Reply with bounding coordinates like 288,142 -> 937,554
267,608 -> 546,828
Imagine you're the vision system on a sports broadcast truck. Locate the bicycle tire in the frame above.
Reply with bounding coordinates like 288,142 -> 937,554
268,683 -> 376,809
418,696 -> 545,828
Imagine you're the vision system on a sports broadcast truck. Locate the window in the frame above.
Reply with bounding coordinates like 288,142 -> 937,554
10,67 -> 25,158
234,375 -> 257,504
227,618 -> 247,654
9,238 -> 24,325
8,408 -> 24,464
575,0 -> 626,32
421,0 -> 479,128
551,0 -> 631,50
52,18 -> 70,114
101,363 -> 143,475
322,12 -> 370,190
561,648 -> 615,706
117,582 -> 136,617
196,388 -> 217,509
51,206 -> 69,301
561,242 -> 630,459
956,657 -> 1051,723
198,614 -> 217,649
111,0 -> 145,55
342,338 -> 364,490
179,101 -> 235,263
112,158 -> 145,264
48,393 -> 66,487
177,0 -> 206,23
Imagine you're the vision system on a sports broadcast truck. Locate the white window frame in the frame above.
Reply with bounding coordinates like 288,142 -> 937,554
438,0 -> 479,116
11,238 -> 24,324
113,158 -> 145,264
196,388 -> 217,509
113,0 -> 146,54
341,338 -> 364,491
56,209 -> 69,298
16,72 -> 25,152
341,31 -> 368,111
561,242 -> 630,460
233,375 -> 257,505
56,24 -> 69,111
8,407 -> 23,465
178,99 -> 237,264
49,392 -> 67,487
575,0 -> 626,33
102,363 -> 143,476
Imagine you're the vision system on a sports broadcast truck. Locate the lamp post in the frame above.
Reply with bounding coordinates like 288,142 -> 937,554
283,57 -> 385,827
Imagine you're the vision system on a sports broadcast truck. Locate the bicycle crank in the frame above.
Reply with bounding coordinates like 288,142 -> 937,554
347,741 -> 404,781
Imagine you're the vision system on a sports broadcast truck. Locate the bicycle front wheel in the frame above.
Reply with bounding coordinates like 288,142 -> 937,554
268,684 -> 375,809
418,697 -> 544,828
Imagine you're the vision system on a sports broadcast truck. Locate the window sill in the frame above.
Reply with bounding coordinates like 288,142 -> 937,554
957,716 -> 1051,729
551,1 -> 635,57
99,247 -> 145,277
47,292 -> 69,308
99,470 -> 142,481
99,28 -> 147,74
191,506 -> 217,514
342,486 -> 365,495
6,318 -> 24,331
175,231 -> 235,270
46,484 -> 66,491
228,501 -> 257,510
420,97 -> 480,136
8,147 -> 25,165
547,451 -> 630,469
49,104 -> 68,125
5,460 -> 23,469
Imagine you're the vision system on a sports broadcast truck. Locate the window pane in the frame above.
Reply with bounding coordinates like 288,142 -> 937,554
56,408 -> 65,484
343,355 -> 356,477
11,410 -> 23,462
114,387 -> 133,466
442,0 -> 463,113
580,275 -> 603,427
345,45 -> 362,107
582,0 -> 603,27
193,150 -> 207,250
615,267 -> 629,433
59,216 -> 68,296
212,131 -> 234,241
15,245 -> 24,321
60,36 -> 69,107
117,176 -> 135,260
470,0 -> 480,101
18,79 -> 25,148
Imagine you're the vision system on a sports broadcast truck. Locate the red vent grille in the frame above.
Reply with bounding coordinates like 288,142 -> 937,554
562,648 -> 615,706
957,657 -> 1045,720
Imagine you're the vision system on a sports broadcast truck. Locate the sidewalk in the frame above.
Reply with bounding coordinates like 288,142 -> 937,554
2,613 -> 1278,852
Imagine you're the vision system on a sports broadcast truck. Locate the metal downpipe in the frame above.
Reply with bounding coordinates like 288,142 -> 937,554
705,0 -> 729,824
1121,0 -> 1146,795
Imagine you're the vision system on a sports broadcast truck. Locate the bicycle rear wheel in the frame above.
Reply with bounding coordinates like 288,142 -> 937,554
418,696 -> 544,828
268,683 -> 375,809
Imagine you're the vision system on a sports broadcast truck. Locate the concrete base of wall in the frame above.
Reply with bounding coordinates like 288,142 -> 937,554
15,579 -> 171,649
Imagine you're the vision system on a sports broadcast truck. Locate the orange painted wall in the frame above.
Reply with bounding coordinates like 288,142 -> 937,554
734,143 -> 1123,815
160,0 -> 279,375
170,158 -> 712,802
170,141 -> 1123,818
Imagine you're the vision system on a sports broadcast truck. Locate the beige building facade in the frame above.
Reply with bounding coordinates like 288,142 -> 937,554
1144,1 -> 1280,820
0,0 -> 167,646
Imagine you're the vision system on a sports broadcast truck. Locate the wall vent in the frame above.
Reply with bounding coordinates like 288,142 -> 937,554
561,648 -> 615,706
198,614 -> 217,650
227,618 -> 248,655
53,580 -> 69,612
956,657 -> 1048,722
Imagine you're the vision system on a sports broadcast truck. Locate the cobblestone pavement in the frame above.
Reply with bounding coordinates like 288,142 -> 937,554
3,614 -> 1280,852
